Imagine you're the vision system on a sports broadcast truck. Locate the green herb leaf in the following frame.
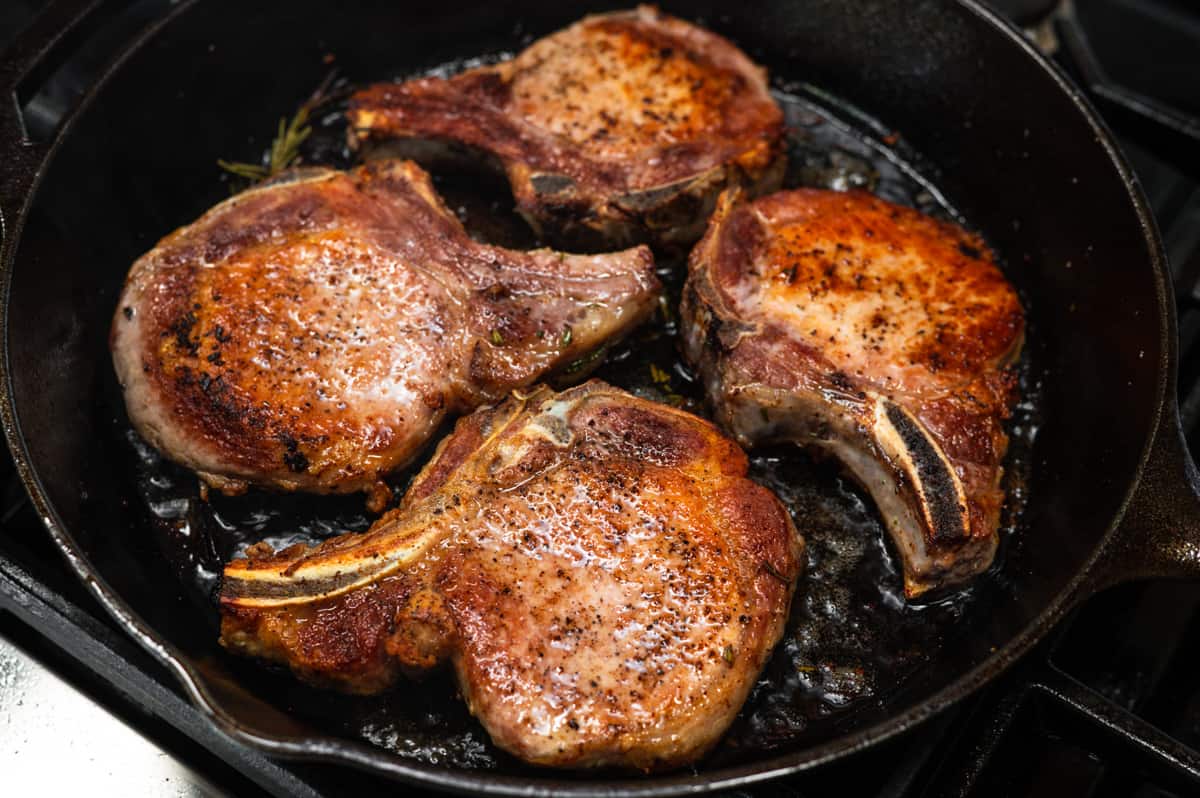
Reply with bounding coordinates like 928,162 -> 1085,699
218,106 -> 312,185
722,645 -> 735,665
269,107 -> 311,173
657,294 -> 674,323
649,364 -> 671,385
217,71 -> 344,188
215,160 -> 269,181
490,329 -> 504,346
560,325 -> 573,348
563,345 -> 608,375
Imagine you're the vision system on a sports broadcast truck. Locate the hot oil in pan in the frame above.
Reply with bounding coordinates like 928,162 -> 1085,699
121,84 -> 1039,769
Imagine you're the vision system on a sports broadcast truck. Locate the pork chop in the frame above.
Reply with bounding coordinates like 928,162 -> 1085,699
220,380 -> 803,770
111,160 -> 658,508
681,189 -> 1024,597
347,6 -> 785,250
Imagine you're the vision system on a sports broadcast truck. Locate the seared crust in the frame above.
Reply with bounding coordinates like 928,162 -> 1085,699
220,381 -> 804,770
681,189 -> 1023,596
348,5 -> 785,249
111,161 -> 659,501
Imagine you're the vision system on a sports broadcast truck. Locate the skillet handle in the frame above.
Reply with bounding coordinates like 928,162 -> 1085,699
1085,402 -> 1200,592
0,0 -> 106,239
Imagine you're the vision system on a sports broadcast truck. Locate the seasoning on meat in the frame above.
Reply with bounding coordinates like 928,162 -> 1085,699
111,160 -> 659,505
681,189 -> 1024,596
220,380 -> 804,770
347,5 -> 785,249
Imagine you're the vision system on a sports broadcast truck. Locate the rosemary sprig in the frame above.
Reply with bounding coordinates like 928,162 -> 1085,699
269,108 -> 312,172
218,107 -> 311,183
563,344 -> 609,375
216,71 -> 342,186
214,160 -> 272,182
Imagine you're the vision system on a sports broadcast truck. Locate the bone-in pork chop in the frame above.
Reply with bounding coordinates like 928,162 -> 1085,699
111,161 -> 658,507
220,380 -> 804,770
681,189 -> 1023,596
348,6 -> 785,249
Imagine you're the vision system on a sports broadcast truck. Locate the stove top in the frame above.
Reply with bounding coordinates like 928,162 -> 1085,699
1,1 -> 1198,795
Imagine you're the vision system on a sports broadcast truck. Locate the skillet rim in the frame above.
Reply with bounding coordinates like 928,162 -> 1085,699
0,0 -> 1175,794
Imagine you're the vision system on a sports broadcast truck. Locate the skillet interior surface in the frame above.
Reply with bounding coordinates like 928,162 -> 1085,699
1,0 -> 1169,792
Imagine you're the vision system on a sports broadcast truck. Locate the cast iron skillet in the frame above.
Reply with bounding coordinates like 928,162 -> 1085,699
3,0 -> 1200,794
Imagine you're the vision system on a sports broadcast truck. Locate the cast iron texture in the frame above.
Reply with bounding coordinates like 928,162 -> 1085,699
1,0 -> 1200,795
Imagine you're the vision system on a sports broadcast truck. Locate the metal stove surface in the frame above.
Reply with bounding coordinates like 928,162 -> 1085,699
1,1 -> 1199,796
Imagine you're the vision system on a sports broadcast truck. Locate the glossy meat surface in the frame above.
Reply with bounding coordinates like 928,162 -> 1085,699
220,381 -> 803,770
682,189 -> 1023,596
348,6 -> 785,248
111,161 -> 658,504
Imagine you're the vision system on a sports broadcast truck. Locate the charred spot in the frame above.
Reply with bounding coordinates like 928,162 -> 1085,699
122,306 -> 133,320
530,173 -> 576,196
279,434 -> 309,474
614,181 -> 684,213
198,372 -> 226,397
538,195 -> 591,224
206,351 -> 224,366
214,324 -> 232,343
168,311 -> 200,355
828,370 -> 854,392
883,401 -> 968,542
